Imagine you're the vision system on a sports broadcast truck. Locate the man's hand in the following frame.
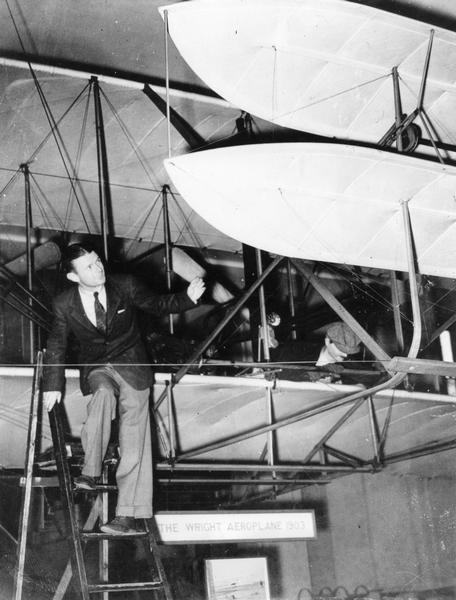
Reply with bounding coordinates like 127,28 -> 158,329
43,391 -> 62,412
187,277 -> 206,304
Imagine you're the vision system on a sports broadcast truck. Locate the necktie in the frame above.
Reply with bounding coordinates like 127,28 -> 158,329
93,291 -> 106,334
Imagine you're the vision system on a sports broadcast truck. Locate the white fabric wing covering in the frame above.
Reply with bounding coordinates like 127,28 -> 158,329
165,143 -> 456,278
160,0 -> 456,147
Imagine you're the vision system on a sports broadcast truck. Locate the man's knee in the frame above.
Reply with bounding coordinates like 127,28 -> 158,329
88,385 -> 117,419
91,384 -> 116,400
88,368 -> 117,395
92,384 -> 115,396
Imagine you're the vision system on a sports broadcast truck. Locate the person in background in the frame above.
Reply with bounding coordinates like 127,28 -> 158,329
316,321 -> 361,368
42,243 -> 205,534
271,321 -> 361,382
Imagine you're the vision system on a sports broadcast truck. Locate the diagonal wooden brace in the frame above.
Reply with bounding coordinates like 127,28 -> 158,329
290,259 -> 391,367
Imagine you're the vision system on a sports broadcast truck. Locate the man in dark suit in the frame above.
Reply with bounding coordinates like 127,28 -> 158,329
42,243 -> 205,534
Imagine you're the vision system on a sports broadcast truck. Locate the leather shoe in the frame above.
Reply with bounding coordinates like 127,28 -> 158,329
74,475 -> 98,491
100,516 -> 137,535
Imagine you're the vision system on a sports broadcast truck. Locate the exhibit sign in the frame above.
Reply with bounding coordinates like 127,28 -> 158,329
154,510 -> 316,544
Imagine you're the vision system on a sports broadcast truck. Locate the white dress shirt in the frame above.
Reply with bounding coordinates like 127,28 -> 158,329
78,285 -> 107,327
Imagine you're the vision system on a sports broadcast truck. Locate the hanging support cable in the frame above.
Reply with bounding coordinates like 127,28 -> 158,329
163,9 -> 172,160
143,85 -> 206,150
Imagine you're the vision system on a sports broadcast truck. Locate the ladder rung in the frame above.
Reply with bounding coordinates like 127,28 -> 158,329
88,581 -> 164,593
19,475 -> 59,488
74,484 -> 116,493
80,530 -> 148,540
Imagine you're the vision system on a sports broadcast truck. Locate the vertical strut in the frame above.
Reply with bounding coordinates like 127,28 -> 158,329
417,30 -> 434,110
20,163 -> 35,363
255,249 -> 270,361
400,200 -> 422,357
162,185 -> 174,334
286,259 -> 297,340
390,271 -> 405,353
92,76 -> 111,261
392,67 -> 403,152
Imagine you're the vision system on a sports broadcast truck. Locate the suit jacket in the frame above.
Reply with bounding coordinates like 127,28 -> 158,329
42,274 -> 195,395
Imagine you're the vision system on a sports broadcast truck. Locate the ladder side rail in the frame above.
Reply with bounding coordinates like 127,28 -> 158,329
52,497 -> 103,600
146,518 -> 174,600
48,400 -> 90,600
13,350 -> 44,600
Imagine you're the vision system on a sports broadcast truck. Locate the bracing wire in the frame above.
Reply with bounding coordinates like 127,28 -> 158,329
316,262 -> 456,350
323,262 -> 414,325
399,74 -> 456,147
0,78 -> 91,205
26,81 -> 91,167
167,187 -> 204,249
0,169 -> 22,204
276,74 -> 391,121
123,190 -> 163,250
31,83 -> 93,234
98,87 -> 160,189
422,283 -> 456,317
170,204 -> 201,248
5,0 -> 92,234
4,1 -> 451,357
21,168 -> 162,193
30,174 -> 66,231
150,204 -> 164,243
64,81 -> 93,230
30,185 -> 54,231
272,45 -> 278,124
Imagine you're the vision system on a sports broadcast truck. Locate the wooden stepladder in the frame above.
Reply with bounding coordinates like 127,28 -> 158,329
14,351 -> 173,600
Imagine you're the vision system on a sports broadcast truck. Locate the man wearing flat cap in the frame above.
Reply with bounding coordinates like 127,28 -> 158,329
316,321 -> 361,367
271,321 -> 362,383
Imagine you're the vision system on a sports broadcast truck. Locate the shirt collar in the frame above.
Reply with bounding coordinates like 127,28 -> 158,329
78,284 -> 105,298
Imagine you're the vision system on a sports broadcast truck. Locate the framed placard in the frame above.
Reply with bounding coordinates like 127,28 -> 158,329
205,557 -> 270,600
154,510 -> 316,544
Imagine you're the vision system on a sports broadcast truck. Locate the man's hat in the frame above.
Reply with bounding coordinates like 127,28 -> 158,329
326,322 -> 361,355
